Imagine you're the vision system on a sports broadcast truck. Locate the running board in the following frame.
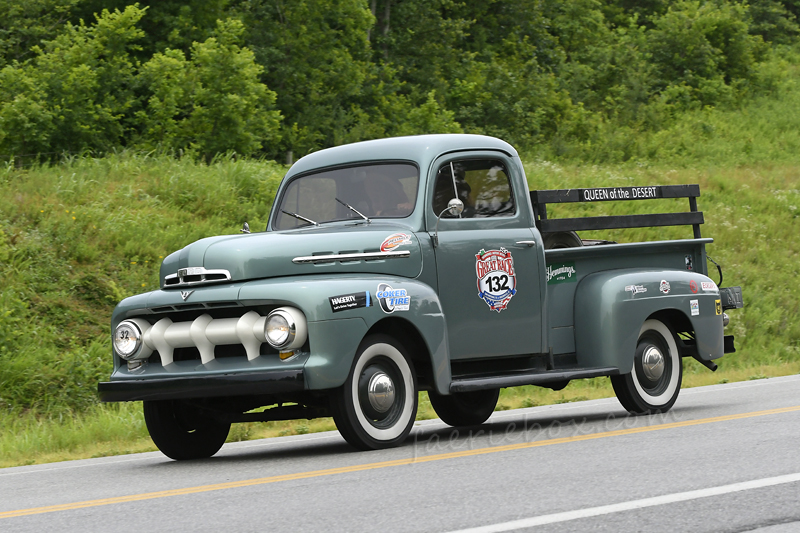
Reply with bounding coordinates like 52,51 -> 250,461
449,367 -> 619,393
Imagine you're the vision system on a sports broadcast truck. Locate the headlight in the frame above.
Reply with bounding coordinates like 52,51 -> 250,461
266,314 -> 290,346
264,307 -> 307,350
113,319 -> 152,360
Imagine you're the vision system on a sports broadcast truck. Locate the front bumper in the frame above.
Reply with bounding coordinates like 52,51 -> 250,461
98,369 -> 305,402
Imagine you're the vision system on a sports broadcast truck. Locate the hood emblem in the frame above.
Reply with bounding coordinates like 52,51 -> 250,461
180,290 -> 195,301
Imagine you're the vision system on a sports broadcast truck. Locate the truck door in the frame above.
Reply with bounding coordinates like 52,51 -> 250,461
429,155 -> 544,360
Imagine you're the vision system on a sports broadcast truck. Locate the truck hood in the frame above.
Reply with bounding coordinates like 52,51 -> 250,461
159,224 -> 424,286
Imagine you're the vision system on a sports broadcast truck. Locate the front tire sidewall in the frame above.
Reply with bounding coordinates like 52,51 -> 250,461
335,335 -> 417,449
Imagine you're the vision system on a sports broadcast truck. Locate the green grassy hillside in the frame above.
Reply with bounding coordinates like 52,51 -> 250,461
2,63 -> 800,467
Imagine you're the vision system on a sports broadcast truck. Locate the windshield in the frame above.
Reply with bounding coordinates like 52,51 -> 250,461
274,163 -> 419,230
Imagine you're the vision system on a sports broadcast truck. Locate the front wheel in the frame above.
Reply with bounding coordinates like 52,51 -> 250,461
143,400 -> 231,460
611,319 -> 682,414
428,389 -> 499,427
330,334 -> 418,450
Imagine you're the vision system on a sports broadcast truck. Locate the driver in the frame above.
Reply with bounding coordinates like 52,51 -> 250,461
364,174 -> 413,216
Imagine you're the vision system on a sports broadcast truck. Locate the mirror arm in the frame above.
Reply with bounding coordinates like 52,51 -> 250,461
431,198 -> 464,248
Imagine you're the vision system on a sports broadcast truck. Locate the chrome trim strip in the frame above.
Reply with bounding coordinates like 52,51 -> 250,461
163,267 -> 232,288
292,250 -> 411,264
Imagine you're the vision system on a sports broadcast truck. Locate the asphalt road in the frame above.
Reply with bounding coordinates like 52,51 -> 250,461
2,375 -> 800,532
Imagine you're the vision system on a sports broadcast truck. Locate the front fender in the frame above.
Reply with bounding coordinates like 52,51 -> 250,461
574,269 -> 724,373
239,275 -> 449,392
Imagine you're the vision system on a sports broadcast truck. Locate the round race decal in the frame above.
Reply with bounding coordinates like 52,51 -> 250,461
476,248 -> 517,312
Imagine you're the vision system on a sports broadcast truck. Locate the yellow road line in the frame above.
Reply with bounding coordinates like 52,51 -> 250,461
3,404 -> 799,520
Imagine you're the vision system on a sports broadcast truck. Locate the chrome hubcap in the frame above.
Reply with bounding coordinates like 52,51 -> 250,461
641,345 -> 665,381
367,372 -> 395,413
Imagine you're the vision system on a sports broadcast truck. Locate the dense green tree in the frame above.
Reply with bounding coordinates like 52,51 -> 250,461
0,0 -> 797,162
137,19 -> 283,158
236,0 -> 374,156
71,0 -> 231,57
0,0 -> 79,67
0,66 -> 55,158
236,0 -> 460,157
599,0 -> 669,29
748,0 -> 800,43
647,1 -> 767,106
0,5 -> 144,158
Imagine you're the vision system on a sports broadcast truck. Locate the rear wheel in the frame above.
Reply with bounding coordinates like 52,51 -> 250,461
143,400 -> 230,460
330,334 -> 418,450
611,319 -> 682,414
429,389 -> 499,427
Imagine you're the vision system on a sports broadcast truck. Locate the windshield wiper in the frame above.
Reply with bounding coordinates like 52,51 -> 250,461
281,210 -> 320,227
335,198 -> 371,224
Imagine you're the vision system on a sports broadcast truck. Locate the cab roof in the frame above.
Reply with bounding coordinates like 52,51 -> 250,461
285,134 -> 518,179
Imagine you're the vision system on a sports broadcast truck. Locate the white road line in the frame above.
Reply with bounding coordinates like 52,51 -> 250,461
447,473 -> 800,533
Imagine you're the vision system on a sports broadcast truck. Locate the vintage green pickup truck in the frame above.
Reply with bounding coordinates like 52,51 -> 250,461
99,134 -> 743,460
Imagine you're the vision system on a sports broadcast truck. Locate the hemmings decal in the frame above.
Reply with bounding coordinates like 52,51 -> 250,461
625,285 -> 647,296
715,299 -> 722,315
701,281 -> 718,291
329,291 -> 371,313
380,233 -> 412,252
546,262 -> 577,285
476,248 -> 517,312
690,299 -> 700,316
376,283 -> 410,313
689,280 -> 698,293
660,280 -> 671,294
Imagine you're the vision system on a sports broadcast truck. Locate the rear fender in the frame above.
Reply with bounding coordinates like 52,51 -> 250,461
574,269 -> 724,373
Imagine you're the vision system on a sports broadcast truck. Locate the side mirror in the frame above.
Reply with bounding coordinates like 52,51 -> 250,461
432,198 -> 464,247
446,198 -> 464,216
240,222 -> 251,234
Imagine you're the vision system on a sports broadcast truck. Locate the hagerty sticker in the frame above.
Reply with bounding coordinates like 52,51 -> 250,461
546,262 -> 577,285
376,283 -> 410,313
329,291 -> 371,313
380,233 -> 412,252
476,248 -> 517,312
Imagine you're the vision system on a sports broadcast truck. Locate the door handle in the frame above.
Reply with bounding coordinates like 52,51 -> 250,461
515,240 -> 536,247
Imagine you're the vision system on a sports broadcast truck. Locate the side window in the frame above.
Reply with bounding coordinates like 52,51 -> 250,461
432,159 -> 516,218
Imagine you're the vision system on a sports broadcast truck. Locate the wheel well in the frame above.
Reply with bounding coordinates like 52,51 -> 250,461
647,309 -> 697,357
648,309 -> 692,335
366,318 -> 434,391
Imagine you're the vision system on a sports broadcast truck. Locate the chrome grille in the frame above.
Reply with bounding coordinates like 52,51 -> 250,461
163,267 -> 232,288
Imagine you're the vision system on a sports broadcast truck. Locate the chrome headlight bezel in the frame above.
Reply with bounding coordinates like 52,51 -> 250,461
264,307 -> 307,351
114,320 -> 144,360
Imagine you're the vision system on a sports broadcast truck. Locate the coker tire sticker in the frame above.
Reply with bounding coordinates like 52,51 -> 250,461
376,283 -> 410,313
476,248 -> 517,312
